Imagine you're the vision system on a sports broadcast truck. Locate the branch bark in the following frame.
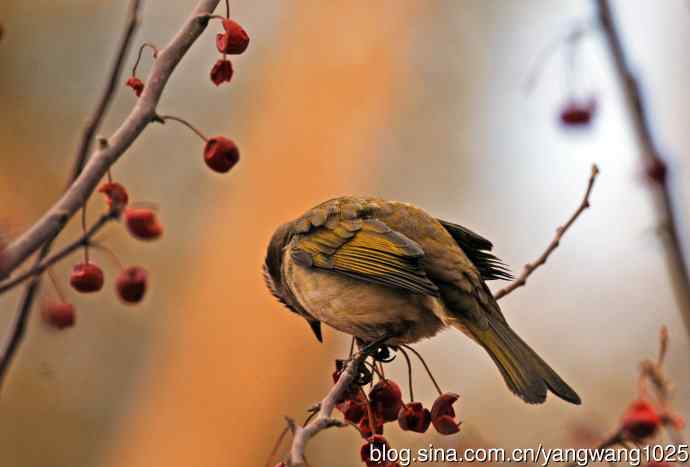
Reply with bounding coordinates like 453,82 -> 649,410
0,0 -> 221,281
0,211 -> 119,295
287,354 -> 365,467
0,0 -> 221,391
494,164 -> 599,300
595,0 -> 690,335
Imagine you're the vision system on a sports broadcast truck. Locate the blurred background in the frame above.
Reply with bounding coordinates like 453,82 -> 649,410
0,1 -> 688,466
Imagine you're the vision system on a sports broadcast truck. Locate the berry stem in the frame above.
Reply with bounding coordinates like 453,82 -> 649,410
131,42 -> 159,77
46,268 -> 67,303
106,168 -> 113,183
397,346 -> 415,402
91,243 -> 124,270
156,115 -> 209,142
402,345 -> 443,397
225,0 -> 230,18
81,204 -> 89,263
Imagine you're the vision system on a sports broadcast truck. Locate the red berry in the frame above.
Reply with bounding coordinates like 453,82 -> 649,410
621,399 -> 662,441
126,76 -> 144,97
124,208 -> 163,240
397,402 -> 431,433
210,59 -> 233,86
559,98 -> 597,127
98,182 -> 129,213
216,19 -> 249,54
204,136 -> 240,173
70,262 -> 105,293
41,302 -> 76,329
116,266 -> 148,304
360,435 -> 389,467
430,392 -> 461,435
358,413 -> 384,439
368,379 -> 403,423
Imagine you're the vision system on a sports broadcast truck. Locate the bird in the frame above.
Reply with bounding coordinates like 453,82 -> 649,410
263,196 -> 581,405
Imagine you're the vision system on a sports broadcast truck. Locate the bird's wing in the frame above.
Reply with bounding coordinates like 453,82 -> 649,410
291,215 -> 439,296
438,220 -> 512,281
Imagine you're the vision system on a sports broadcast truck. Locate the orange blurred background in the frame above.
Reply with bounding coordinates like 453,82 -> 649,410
0,1 -> 688,466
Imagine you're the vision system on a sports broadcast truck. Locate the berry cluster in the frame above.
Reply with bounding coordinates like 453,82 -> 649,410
42,3 -> 248,331
331,355 -> 460,467
270,345 -> 462,467
42,180 -> 156,329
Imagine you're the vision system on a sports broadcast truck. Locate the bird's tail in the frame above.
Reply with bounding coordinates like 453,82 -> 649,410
456,318 -> 581,405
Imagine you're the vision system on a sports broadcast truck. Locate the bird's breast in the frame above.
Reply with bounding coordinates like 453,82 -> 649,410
282,246 -> 447,344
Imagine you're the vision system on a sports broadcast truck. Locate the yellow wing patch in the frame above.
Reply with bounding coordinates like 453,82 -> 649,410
292,218 -> 439,296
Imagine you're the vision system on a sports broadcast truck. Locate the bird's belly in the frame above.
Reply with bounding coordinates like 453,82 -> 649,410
285,259 -> 447,344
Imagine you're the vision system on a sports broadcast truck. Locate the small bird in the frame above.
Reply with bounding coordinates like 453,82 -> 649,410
264,196 -> 580,405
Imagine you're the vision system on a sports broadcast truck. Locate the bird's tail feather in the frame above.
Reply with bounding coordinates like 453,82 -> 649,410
456,318 -> 581,405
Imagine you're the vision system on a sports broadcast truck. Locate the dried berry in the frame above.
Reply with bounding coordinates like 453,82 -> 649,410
70,262 -> 105,293
359,413 -> 384,439
559,98 -> 597,127
126,76 -> 145,97
98,182 -> 129,213
124,208 -> 163,240
210,59 -> 233,86
621,399 -> 662,441
368,379 -> 403,423
41,302 -> 75,329
116,266 -> 148,304
204,136 -> 239,173
431,392 -> 461,435
397,402 -> 431,433
215,19 -> 249,54
336,388 -> 368,424
360,435 -> 389,467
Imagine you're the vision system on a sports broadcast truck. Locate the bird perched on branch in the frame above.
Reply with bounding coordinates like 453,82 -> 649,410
264,196 -> 580,405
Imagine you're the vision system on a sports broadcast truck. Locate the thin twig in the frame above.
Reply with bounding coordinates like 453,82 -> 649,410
287,354 -> 365,467
595,0 -> 690,335
494,164 -> 599,300
0,212 -> 118,295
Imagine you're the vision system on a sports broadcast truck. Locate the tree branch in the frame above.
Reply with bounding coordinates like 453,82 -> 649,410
0,0 -> 221,281
287,354 -> 365,467
0,0 -> 144,393
494,164 -> 599,300
0,0 -> 221,392
0,211 -> 118,295
595,0 -> 690,335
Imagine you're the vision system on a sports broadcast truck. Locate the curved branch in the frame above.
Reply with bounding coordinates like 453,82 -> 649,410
287,354 -> 365,466
494,164 -> 599,300
0,0 -> 221,281
0,211 -> 118,295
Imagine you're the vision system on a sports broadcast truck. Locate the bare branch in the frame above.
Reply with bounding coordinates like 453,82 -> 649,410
287,354 -> 365,467
0,0 -> 221,392
0,211 -> 118,295
494,164 -> 599,300
595,0 -> 690,335
70,0 -> 143,182
0,0 -> 221,281
0,0 -> 144,393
